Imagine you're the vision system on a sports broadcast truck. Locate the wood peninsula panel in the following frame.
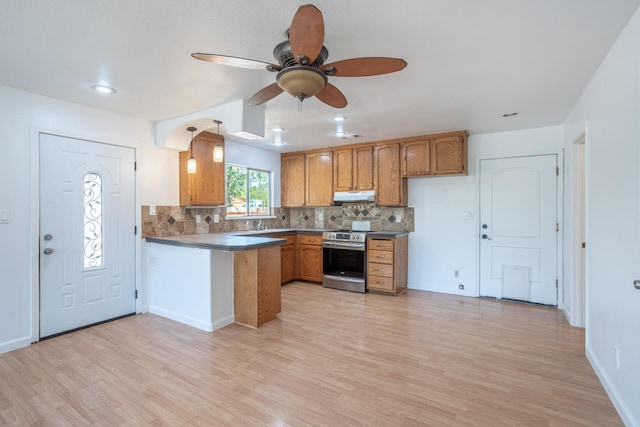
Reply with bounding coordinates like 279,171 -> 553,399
179,131 -> 225,206
234,246 -> 281,328
281,153 -> 306,207
305,151 -> 333,206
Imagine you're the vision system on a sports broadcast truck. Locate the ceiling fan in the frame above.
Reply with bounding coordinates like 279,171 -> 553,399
192,4 -> 407,109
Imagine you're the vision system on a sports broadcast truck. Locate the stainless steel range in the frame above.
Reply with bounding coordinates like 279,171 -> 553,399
322,231 -> 367,293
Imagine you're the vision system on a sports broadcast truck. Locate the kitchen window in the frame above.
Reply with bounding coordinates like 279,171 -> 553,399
225,164 -> 271,217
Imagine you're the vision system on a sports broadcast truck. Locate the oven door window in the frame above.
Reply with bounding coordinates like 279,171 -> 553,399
323,247 -> 366,279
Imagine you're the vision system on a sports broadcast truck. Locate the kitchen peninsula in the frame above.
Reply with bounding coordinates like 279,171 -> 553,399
146,233 -> 285,331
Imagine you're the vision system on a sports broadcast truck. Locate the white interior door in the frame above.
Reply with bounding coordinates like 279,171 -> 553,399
479,155 -> 558,305
40,133 -> 136,338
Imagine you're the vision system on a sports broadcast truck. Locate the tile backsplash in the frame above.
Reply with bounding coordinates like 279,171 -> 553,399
142,204 -> 414,238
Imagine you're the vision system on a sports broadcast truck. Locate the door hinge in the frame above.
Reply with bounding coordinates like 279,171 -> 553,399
134,161 -> 137,171
556,279 -> 558,289
134,226 -> 137,235
555,223 -> 559,232
556,166 -> 559,176
582,242 -> 586,248
135,289 -> 138,299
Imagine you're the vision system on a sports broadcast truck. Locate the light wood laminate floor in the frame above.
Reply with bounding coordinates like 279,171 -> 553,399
0,283 -> 621,426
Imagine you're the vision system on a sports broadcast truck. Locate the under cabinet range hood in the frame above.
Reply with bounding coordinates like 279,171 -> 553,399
333,191 -> 375,205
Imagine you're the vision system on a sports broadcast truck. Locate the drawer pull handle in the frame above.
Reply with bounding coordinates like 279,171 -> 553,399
376,255 -> 386,258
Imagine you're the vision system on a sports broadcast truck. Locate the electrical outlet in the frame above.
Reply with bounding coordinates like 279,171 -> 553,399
195,215 -> 201,224
318,213 -> 324,221
149,205 -> 156,216
214,214 -> 219,223
0,210 -> 10,223
458,284 -> 464,290
396,214 -> 402,223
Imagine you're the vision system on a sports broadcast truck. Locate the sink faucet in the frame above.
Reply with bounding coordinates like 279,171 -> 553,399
256,219 -> 264,230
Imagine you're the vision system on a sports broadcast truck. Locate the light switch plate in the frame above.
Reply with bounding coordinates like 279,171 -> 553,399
149,205 -> 156,216
0,210 -> 9,223
395,215 -> 402,223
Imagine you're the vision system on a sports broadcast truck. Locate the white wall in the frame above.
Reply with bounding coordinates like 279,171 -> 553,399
564,6 -> 640,425
407,126 -> 564,297
0,85 -> 176,353
0,85 -> 284,354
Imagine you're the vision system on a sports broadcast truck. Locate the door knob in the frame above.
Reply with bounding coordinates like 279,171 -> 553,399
43,234 -> 53,241
481,234 -> 492,240
634,280 -> 640,290
43,248 -> 53,255
482,224 -> 488,229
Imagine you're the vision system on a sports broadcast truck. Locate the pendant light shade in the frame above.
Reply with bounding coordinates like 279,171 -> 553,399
213,120 -> 224,163
186,126 -> 197,174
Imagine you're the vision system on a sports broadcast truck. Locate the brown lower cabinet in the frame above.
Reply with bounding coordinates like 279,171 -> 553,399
367,235 -> 408,295
280,237 -> 296,284
297,234 -> 323,283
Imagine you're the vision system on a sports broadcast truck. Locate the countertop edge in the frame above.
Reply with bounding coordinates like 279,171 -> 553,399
146,236 -> 286,251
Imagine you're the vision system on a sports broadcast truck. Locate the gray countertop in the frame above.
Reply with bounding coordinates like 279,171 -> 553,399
146,228 -> 409,251
145,228 -> 334,251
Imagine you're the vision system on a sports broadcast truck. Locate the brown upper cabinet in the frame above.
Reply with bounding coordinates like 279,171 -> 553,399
333,145 -> 374,192
401,131 -> 468,177
373,142 -> 407,207
401,138 -> 431,177
280,130 -> 467,207
431,133 -> 468,175
305,151 -> 333,206
281,153 -> 306,207
179,131 -> 225,206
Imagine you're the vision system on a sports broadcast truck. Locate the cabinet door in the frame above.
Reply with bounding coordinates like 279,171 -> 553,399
179,131 -> 225,206
353,145 -> 374,190
373,143 -> 407,206
299,245 -> 323,282
431,135 -> 467,175
306,151 -> 333,206
333,148 -> 354,192
281,244 -> 296,284
281,154 -> 306,207
402,139 -> 431,177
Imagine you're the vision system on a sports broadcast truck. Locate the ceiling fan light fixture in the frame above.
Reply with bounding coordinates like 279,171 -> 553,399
276,66 -> 327,101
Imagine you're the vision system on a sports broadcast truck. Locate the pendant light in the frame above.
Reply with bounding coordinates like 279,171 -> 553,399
186,126 -> 197,174
213,120 -> 224,163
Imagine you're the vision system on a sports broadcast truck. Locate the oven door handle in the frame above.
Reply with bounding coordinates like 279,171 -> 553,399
323,275 -> 365,283
322,241 -> 365,251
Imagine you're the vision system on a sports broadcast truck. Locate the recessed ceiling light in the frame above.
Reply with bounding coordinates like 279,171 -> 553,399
502,112 -> 518,117
272,141 -> 285,146
272,127 -> 284,132
335,131 -> 346,137
91,84 -> 117,94
332,115 -> 347,122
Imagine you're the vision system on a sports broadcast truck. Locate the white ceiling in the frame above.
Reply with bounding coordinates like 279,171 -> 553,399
1,1 -> 638,152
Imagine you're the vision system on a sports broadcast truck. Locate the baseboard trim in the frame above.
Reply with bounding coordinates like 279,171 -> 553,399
0,335 -> 32,355
586,345 -> 637,426
149,306 -> 213,332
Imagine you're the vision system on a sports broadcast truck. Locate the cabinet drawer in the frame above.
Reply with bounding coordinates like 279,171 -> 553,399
263,234 -> 297,245
368,262 -> 393,277
368,239 -> 394,251
368,275 -> 394,291
298,234 -> 322,246
368,250 -> 393,264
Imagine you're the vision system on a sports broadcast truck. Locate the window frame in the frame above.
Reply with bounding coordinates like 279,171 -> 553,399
225,163 -> 273,218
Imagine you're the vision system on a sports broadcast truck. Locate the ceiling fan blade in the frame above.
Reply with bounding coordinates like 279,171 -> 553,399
192,53 -> 281,71
322,57 -> 407,77
289,5 -> 324,65
248,83 -> 284,105
315,83 -> 347,108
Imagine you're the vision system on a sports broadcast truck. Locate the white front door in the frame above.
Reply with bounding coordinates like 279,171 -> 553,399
479,155 -> 558,305
39,133 -> 136,338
